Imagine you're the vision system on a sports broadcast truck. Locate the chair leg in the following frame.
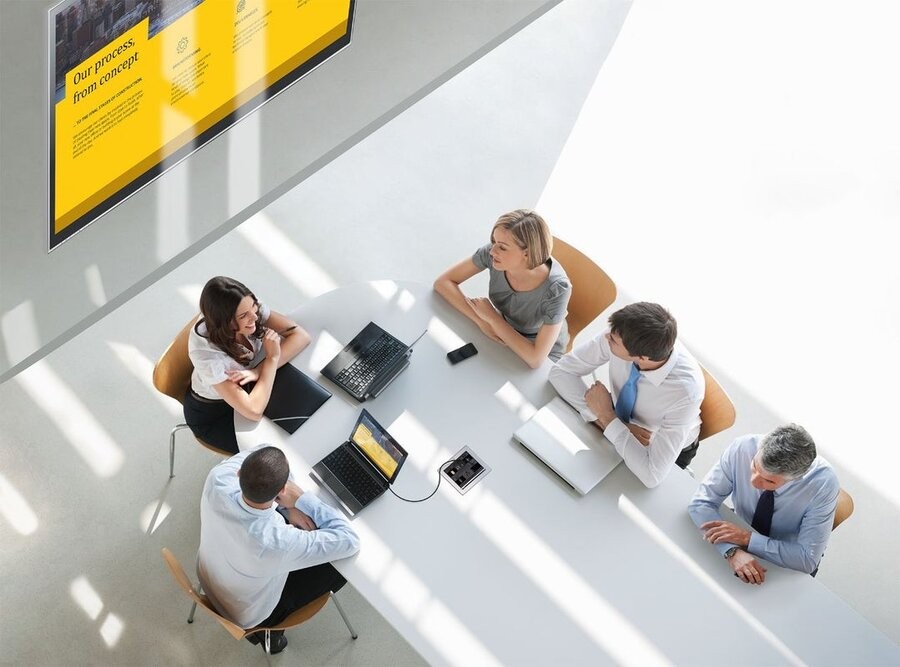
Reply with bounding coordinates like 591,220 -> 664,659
187,601 -> 197,624
169,423 -> 190,478
264,629 -> 271,654
330,592 -> 358,639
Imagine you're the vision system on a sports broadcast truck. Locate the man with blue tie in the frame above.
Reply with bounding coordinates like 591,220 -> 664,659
549,302 -> 704,487
688,424 -> 840,584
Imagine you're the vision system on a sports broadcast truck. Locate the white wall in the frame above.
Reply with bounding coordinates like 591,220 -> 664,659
0,0 -> 559,382
539,0 -> 900,640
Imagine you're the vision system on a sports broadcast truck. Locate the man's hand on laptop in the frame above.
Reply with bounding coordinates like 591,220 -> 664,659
283,506 -> 317,531
276,480 -> 304,508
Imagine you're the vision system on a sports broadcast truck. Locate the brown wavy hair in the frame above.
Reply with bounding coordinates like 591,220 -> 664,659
196,276 -> 265,365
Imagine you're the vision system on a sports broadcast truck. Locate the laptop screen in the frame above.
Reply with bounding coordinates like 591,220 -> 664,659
351,410 -> 408,483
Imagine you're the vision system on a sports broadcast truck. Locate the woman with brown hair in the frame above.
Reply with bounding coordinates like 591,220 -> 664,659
184,276 -> 310,453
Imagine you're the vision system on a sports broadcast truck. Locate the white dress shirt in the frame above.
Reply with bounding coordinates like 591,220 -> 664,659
688,434 -> 839,573
197,446 -> 360,628
548,329 -> 704,487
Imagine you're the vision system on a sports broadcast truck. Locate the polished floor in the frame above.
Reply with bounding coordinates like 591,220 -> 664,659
1,0 -> 897,664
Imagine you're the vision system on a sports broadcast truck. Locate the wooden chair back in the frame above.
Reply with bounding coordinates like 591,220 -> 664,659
832,488 -> 854,531
161,548 -> 332,642
161,547 -> 246,640
698,366 -> 736,441
152,316 -> 199,404
551,237 -> 617,352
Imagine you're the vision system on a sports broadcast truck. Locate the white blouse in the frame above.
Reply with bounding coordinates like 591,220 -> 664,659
188,302 -> 271,400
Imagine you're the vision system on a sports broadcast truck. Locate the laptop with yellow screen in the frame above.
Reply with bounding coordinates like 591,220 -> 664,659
310,409 -> 408,517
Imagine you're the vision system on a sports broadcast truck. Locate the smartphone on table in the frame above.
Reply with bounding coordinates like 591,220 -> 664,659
447,343 -> 478,365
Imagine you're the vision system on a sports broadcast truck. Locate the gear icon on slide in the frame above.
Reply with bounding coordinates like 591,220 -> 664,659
177,36 -> 188,54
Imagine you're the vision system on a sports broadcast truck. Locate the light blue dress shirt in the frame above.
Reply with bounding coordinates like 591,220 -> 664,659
198,446 -> 360,628
688,434 -> 839,574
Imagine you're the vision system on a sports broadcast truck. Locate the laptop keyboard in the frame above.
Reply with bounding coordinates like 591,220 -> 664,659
324,446 -> 383,505
335,334 -> 406,394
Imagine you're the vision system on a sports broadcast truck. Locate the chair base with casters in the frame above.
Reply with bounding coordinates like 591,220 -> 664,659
162,548 -> 357,654
167,423 -> 233,478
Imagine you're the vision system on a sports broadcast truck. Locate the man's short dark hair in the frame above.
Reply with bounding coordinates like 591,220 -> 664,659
239,446 -> 290,503
759,424 -> 816,479
608,302 -> 677,361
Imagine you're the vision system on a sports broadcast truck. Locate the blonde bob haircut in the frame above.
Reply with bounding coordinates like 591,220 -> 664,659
491,209 -> 553,270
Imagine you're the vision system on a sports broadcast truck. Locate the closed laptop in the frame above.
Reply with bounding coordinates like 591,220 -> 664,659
513,396 -> 622,495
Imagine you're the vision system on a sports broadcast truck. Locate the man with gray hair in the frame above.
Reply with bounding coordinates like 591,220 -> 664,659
688,424 -> 839,584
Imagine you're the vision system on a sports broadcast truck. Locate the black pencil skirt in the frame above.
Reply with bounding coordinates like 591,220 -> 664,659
182,389 -> 239,454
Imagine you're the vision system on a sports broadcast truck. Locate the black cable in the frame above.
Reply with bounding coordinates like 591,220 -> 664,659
388,456 -> 465,503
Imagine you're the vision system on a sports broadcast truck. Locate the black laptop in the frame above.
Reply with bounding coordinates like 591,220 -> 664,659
320,322 -> 425,401
310,409 -> 408,517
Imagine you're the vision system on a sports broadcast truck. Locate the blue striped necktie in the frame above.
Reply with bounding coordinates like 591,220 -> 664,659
615,363 -> 641,423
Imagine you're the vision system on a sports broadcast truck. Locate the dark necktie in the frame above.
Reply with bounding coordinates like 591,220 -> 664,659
751,490 -> 775,536
615,363 -> 641,423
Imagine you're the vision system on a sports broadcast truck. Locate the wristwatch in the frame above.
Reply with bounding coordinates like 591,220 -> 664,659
724,546 -> 739,560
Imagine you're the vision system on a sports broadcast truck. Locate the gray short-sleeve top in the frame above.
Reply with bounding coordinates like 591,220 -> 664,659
188,301 -> 272,399
472,244 -> 571,360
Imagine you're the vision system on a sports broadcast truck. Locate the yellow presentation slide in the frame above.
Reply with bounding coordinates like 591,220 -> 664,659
50,0 -> 352,248
353,422 -> 400,479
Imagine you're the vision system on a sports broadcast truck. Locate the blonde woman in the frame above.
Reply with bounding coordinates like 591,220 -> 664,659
434,209 -> 571,368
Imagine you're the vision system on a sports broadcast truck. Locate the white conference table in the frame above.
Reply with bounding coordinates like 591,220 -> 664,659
238,281 -> 900,666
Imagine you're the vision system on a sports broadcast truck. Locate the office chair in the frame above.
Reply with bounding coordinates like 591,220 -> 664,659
698,366 -> 736,442
161,548 -> 357,655
550,236 -> 617,352
152,316 -> 232,477
832,488 -> 854,531
680,366 -> 737,478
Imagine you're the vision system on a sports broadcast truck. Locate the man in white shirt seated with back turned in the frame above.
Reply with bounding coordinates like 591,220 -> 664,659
198,445 -> 359,654
549,302 -> 704,488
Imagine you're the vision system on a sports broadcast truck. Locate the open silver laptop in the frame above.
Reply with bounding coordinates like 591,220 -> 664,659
513,396 -> 622,495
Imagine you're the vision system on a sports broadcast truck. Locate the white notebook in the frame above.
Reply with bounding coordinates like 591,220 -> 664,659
513,396 -> 622,495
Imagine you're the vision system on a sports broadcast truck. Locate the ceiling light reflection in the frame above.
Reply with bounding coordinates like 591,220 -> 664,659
617,494 -> 804,666
425,316 -> 465,353
309,329 -> 343,372
388,410 -> 440,472
381,560 -> 429,619
493,381 -> 537,421
15,360 -> 123,477
140,499 -> 172,535
418,597 -> 502,667
237,213 -> 337,298
350,521 -> 394,581
107,342 -> 180,415
70,576 -> 103,620
397,289 -> 416,311
471,491 -> 671,666
371,281 -> 399,300
0,472 -> 39,536
100,612 -> 124,647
